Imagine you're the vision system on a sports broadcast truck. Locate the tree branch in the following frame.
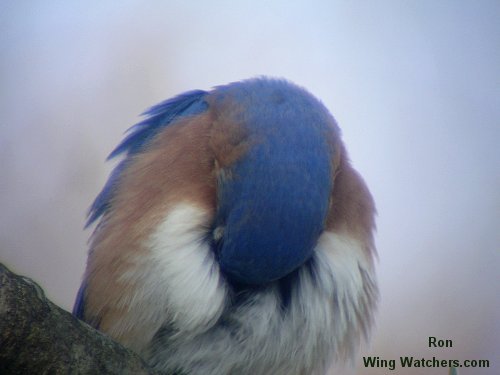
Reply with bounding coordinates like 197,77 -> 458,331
0,263 -> 162,374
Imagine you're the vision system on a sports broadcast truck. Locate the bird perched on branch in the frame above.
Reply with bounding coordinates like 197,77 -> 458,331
74,77 -> 377,375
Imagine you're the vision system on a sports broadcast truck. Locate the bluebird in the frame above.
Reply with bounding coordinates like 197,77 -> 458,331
74,77 -> 377,375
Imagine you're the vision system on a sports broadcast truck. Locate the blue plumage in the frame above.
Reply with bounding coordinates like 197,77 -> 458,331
108,90 -> 207,159
72,282 -> 86,319
86,90 -> 208,227
212,79 -> 335,285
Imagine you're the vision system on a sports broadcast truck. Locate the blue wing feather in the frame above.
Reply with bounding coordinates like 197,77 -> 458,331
72,282 -> 87,319
108,89 -> 208,159
86,89 -> 208,227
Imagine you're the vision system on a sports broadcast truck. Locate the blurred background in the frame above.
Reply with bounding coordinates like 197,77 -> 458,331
1,1 -> 498,374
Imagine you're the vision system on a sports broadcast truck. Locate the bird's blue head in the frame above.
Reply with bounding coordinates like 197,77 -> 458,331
208,78 -> 338,286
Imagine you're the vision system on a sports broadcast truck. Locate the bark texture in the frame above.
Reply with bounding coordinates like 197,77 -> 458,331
0,263 -> 163,375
